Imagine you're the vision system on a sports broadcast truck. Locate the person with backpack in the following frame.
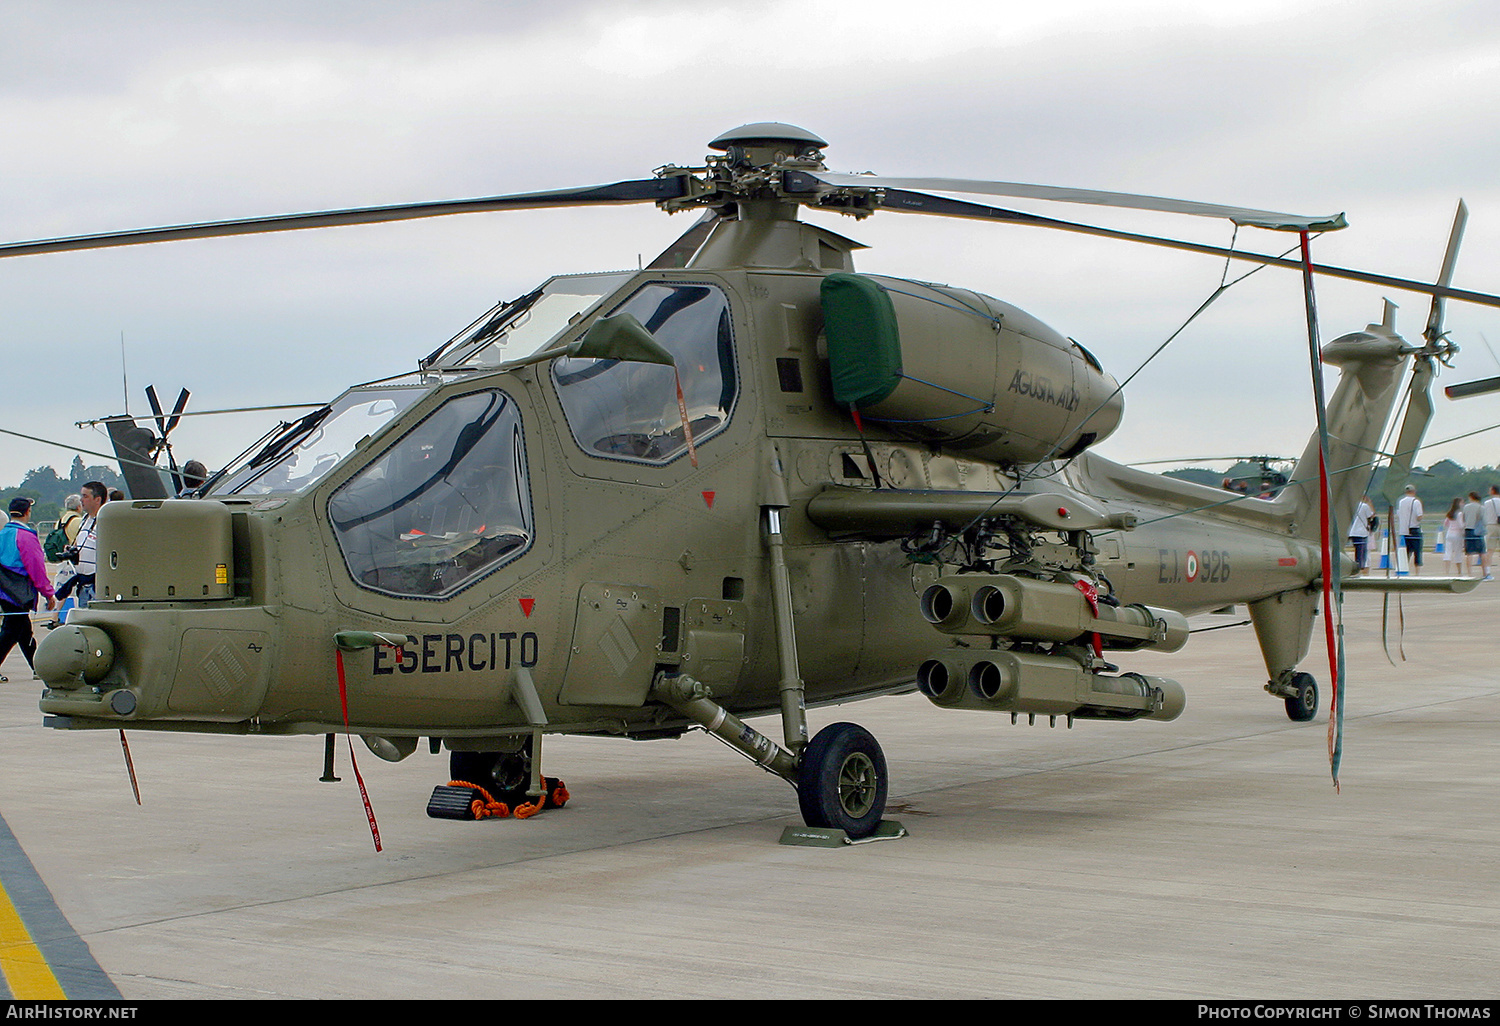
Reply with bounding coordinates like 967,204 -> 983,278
0,497 -> 58,681
47,494 -> 83,555
45,495 -> 83,620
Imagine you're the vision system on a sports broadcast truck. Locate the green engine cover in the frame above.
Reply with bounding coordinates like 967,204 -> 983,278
821,273 -> 903,409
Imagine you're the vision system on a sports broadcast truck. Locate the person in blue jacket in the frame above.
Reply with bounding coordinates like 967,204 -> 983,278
0,497 -> 58,680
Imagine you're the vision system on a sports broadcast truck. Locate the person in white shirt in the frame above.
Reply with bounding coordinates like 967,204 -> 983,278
70,481 -> 106,607
1484,485 -> 1500,581
1397,485 -> 1424,574
1348,494 -> 1375,573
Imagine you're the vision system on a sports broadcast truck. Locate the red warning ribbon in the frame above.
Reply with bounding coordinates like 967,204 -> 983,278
675,367 -> 698,468
335,648 -> 383,853
1073,579 -> 1104,659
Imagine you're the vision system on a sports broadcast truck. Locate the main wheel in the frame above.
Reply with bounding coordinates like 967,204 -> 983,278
1285,672 -> 1319,722
450,737 -> 533,806
797,722 -> 888,839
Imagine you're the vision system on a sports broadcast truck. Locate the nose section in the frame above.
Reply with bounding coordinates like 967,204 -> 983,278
38,612 -> 278,725
35,499 -> 278,728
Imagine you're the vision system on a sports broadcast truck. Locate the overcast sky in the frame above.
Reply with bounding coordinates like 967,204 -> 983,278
4,0 -> 1500,491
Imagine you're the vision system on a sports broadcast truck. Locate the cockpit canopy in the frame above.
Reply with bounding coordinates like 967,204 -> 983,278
429,272 -> 632,370
210,383 -> 427,497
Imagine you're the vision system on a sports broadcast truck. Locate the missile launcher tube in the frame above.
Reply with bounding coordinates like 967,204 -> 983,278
917,648 -> 1185,721
921,574 -> 1188,652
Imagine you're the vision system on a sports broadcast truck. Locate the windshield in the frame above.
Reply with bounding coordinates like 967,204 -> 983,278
329,389 -> 532,598
212,385 -> 427,496
437,272 -> 632,369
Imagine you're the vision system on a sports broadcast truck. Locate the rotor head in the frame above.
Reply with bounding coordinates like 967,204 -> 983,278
708,122 -> 828,169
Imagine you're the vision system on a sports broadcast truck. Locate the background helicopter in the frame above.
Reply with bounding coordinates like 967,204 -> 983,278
9,123 -> 1500,841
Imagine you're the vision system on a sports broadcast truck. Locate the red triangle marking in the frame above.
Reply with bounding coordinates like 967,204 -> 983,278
702,490 -> 716,509
519,598 -> 535,617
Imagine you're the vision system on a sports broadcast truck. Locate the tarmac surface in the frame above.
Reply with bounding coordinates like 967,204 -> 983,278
1,587 -> 1497,1000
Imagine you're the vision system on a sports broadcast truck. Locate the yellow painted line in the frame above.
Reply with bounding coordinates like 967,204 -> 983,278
0,876 -> 65,999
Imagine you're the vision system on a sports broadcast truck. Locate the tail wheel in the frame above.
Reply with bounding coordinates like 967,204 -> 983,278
1285,672 -> 1319,722
797,722 -> 888,839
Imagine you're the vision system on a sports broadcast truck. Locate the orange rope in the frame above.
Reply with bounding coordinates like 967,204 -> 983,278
447,777 -> 568,820
513,792 -> 547,819
448,780 -> 510,819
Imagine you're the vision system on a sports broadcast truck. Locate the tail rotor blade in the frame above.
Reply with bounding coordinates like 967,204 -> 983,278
1424,200 -> 1468,345
145,385 -> 168,439
1445,375 -> 1500,399
166,388 -> 190,436
1381,359 -> 1436,510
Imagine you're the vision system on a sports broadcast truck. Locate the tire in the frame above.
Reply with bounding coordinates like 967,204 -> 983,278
1285,672 -> 1319,722
797,722 -> 888,839
450,737 -> 533,806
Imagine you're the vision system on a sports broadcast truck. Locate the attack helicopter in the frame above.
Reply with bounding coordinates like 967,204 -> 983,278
11,123 -> 1500,840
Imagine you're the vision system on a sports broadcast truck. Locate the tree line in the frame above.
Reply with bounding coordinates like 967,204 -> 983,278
1,457 -> 126,524
1165,459 -> 1500,509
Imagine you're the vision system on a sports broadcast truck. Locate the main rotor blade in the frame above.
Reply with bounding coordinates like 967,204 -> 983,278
869,188 -> 1500,311
0,178 -> 687,259
794,170 -> 1346,231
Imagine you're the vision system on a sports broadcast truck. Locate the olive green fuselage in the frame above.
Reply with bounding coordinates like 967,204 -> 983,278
38,224 -> 1388,741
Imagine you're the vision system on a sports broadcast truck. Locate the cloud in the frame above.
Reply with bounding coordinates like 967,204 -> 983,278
4,0 -> 1500,488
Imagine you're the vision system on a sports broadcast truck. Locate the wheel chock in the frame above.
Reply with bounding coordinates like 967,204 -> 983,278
427,784 -> 486,820
426,777 -> 569,821
778,820 -> 907,847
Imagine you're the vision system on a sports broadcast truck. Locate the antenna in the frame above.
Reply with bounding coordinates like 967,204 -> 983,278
120,330 -> 130,415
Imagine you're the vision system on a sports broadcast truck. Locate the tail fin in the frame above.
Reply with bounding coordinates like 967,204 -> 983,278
1272,302 -> 1410,542
1249,307 -> 1409,693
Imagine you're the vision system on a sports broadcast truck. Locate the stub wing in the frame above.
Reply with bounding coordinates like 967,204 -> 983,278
804,485 -> 1137,538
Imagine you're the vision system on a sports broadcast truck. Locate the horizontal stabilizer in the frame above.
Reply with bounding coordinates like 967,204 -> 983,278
1333,576 -> 1482,594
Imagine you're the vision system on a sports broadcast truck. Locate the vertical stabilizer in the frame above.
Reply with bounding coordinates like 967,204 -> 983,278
1272,323 -> 1410,541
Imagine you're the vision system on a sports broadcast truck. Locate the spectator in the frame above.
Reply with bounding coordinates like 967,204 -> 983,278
1443,498 -> 1465,575
0,497 -> 58,680
1349,494 -> 1375,574
47,494 -> 84,627
1464,491 -> 1487,578
1485,486 -> 1500,579
179,460 -> 208,497
1397,485 -> 1424,574
69,481 -> 107,608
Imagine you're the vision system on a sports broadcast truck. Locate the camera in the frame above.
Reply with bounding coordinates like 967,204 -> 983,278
59,545 -> 81,564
